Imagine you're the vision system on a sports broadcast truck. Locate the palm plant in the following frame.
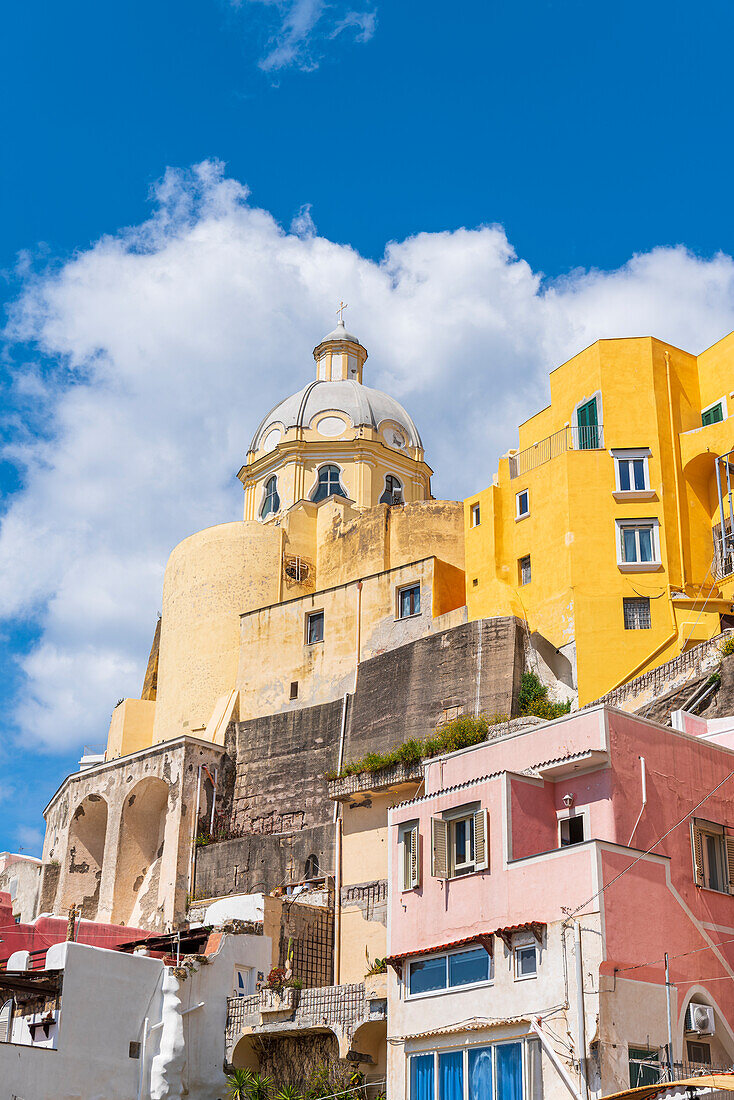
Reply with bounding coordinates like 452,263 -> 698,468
274,1086 -> 303,1100
226,1068 -> 254,1100
248,1072 -> 273,1100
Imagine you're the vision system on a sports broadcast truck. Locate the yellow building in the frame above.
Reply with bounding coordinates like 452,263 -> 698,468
465,332 -> 734,705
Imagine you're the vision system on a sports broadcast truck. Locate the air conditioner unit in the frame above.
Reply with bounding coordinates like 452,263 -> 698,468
685,1002 -> 715,1035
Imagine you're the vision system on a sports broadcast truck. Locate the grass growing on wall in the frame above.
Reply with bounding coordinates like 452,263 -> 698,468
517,671 -> 572,720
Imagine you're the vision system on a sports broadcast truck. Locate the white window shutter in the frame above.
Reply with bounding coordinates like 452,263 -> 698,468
0,999 -> 12,1044
691,822 -> 705,887
431,817 -> 448,879
726,834 -> 734,894
409,826 -> 420,888
474,809 -> 488,871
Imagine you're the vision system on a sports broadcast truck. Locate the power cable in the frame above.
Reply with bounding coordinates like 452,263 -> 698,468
615,937 -> 734,975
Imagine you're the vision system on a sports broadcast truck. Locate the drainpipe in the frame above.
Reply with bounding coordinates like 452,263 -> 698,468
628,757 -> 647,847
574,922 -> 589,1100
665,953 -> 675,1080
333,818 -> 342,986
209,767 -> 219,835
665,351 -> 686,590
530,1018 -> 583,1100
187,765 -> 203,898
355,580 -> 363,692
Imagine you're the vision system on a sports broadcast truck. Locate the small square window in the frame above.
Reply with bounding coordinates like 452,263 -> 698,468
519,555 -> 531,585
306,610 -> 324,644
472,578 -> 479,587
289,681 -> 299,700
623,597 -> 651,630
560,815 -> 585,846
688,1041 -> 712,1064
471,503 -> 481,527
516,490 -> 530,519
702,401 -> 725,427
398,583 -> 421,619
515,944 -> 537,979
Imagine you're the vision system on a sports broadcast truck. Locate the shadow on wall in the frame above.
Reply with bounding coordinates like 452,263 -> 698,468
528,631 -> 576,694
112,777 -> 169,926
64,795 -> 108,919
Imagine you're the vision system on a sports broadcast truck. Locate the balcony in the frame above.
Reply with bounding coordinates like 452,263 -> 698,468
225,981 -> 387,1063
509,424 -> 605,479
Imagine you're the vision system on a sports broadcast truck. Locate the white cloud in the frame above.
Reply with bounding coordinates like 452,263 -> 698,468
16,825 -> 44,856
3,160 -> 734,753
231,0 -> 376,72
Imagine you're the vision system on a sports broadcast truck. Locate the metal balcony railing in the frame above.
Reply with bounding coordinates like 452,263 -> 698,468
508,424 -> 605,479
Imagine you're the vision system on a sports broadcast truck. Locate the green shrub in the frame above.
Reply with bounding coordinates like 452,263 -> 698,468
721,635 -> 734,658
518,671 -> 571,720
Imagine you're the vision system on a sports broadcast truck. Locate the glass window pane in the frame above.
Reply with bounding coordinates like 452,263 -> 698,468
455,819 -> 467,863
439,1051 -> 463,1100
638,528 -> 653,562
409,955 -> 447,995
411,1055 -> 435,1100
496,1043 -> 523,1100
619,461 -> 631,492
469,1047 -> 493,1100
307,612 -> 324,644
633,459 -> 646,490
516,946 -> 537,976
623,529 -> 637,562
449,948 -> 490,987
412,586 -> 420,614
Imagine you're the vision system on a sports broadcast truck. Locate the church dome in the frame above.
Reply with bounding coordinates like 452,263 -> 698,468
249,379 -> 423,455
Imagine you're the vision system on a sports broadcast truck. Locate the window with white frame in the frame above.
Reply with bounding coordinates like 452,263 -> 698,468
616,519 -> 660,568
612,449 -> 651,493
702,397 -> 727,427
398,582 -> 421,619
691,818 -> 734,894
471,503 -> 481,527
516,489 -> 530,519
407,945 -> 492,997
518,555 -> 531,585
233,967 -> 255,997
400,822 -> 420,891
306,609 -> 324,645
559,814 -> 585,846
409,1037 -> 542,1100
431,807 -> 488,879
514,942 -> 537,980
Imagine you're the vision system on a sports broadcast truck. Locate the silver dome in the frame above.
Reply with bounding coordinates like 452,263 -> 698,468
249,379 -> 423,454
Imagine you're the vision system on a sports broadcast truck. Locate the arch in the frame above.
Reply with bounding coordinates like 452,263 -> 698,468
310,464 -> 347,503
677,985 -> 734,1065
352,1019 -> 387,1075
260,475 -> 280,519
231,1033 -> 261,1072
379,474 -> 403,505
63,794 -> 108,918
111,777 -> 169,927
304,854 -> 320,880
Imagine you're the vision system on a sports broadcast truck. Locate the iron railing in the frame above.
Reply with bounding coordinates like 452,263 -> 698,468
508,424 -> 605,479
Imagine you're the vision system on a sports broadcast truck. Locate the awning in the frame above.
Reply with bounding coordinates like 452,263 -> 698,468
386,922 -> 545,977
602,1075 -> 734,1100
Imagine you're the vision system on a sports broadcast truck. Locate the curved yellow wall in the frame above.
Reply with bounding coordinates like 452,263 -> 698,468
152,521 -> 282,743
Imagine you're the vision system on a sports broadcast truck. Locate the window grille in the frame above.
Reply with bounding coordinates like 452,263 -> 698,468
519,556 -> 531,585
623,597 -> 651,630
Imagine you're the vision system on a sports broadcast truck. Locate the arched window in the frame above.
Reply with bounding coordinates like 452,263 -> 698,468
380,475 -> 403,505
261,476 -> 280,518
305,854 -> 320,880
311,465 -> 347,503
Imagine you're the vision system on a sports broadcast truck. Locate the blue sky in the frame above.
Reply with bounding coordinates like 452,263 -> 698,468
2,0 -> 734,854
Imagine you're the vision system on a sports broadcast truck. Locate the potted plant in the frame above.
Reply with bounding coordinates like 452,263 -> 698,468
364,952 -> 388,1000
259,967 -> 298,1013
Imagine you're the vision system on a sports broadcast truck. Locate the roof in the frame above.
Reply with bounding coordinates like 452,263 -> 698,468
249,379 -> 423,454
386,922 -> 545,975
315,320 -> 362,346
395,1015 -> 530,1041
602,1075 -> 734,1100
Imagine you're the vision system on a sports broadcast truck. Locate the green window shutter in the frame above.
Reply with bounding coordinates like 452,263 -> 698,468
702,402 -> 723,426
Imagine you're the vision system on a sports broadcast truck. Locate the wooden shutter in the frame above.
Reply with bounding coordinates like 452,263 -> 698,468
431,817 -> 448,879
409,826 -> 420,889
474,809 -> 488,871
725,833 -> 734,894
0,999 -> 13,1044
691,821 -> 705,887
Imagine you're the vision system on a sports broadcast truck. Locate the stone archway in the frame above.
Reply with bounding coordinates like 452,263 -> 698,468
111,777 -> 169,927
63,794 -> 108,918
231,1034 -> 261,1072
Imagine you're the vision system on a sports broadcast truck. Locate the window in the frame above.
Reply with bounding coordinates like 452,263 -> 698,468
691,818 -> 734,893
431,809 -> 488,879
400,823 -> 420,890
629,1046 -> 661,1087
410,1040 -> 535,1100
380,475 -> 404,505
560,815 -> 585,846
408,946 -> 492,996
514,943 -> 537,980
623,597 -> 651,630
233,967 -> 254,997
304,854 -> 320,880
616,520 -> 660,569
289,681 -> 298,700
613,449 -> 651,494
516,490 -> 529,519
306,610 -> 324,645
687,1040 -> 712,1065
575,396 -> 601,449
311,464 -> 347,502
398,583 -> 421,619
260,475 -> 280,518
471,503 -> 481,527
702,399 -> 725,427
519,556 -> 531,585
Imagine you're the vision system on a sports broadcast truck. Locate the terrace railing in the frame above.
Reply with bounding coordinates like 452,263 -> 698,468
509,424 -> 604,479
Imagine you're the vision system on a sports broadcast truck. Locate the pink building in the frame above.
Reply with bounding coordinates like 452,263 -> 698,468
387,706 -> 734,1100
0,892 -> 145,968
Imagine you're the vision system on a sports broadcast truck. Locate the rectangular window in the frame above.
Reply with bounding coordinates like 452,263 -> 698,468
613,450 -> 651,493
623,597 -> 651,630
471,503 -> 481,527
408,946 -> 492,996
411,1054 -> 435,1100
412,1041 -> 526,1100
691,818 -> 734,893
560,815 -> 585,846
576,396 -> 600,449
687,1040 -> 712,1064
629,1046 -> 661,1087
496,1042 -> 523,1100
519,555 -> 531,585
616,520 -> 660,568
306,610 -> 324,645
439,1050 -> 463,1100
233,967 -> 254,997
702,401 -> 725,427
516,490 -> 530,519
289,681 -> 298,700
399,583 -> 421,618
401,824 -> 420,891
514,944 -> 537,980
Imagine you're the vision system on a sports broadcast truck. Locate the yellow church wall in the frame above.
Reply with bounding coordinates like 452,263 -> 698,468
151,521 -> 282,745
696,330 -> 734,413
105,698 -> 157,760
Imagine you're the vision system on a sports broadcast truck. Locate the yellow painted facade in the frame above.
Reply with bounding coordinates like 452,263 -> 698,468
465,333 -> 734,705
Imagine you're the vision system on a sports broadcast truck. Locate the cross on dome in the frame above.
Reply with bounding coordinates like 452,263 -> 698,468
336,300 -> 348,324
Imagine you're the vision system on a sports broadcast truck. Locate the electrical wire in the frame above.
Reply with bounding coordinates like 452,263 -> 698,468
564,768 -> 734,919
615,937 -> 734,975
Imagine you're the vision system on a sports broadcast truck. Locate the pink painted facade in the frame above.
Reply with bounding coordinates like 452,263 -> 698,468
387,706 -> 734,1100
